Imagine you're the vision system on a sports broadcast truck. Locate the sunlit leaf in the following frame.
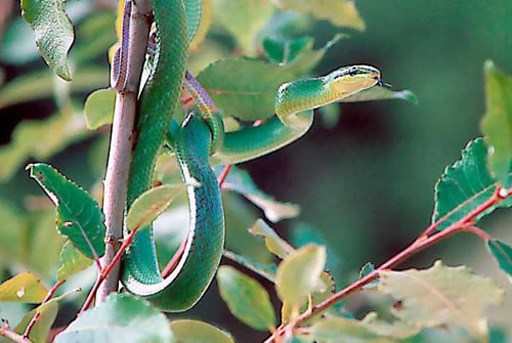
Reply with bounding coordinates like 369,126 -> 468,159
271,0 -> 365,31
170,320 -> 234,343
197,58 -> 295,120
21,0 -> 74,80
126,184 -> 186,231
378,260 -> 504,336
481,61 -> 512,188
55,294 -> 172,343
487,239 -> 512,280
276,244 -> 326,307
14,299 -> 59,343
217,266 -> 276,331
83,88 -> 115,129
432,138 -> 512,231
57,241 -> 93,281
28,163 -> 106,259
219,166 -> 300,222
213,0 -> 273,54
0,273 -> 48,303
249,219 -> 294,259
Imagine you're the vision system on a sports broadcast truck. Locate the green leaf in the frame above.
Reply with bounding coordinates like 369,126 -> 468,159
378,260 -> 504,336
83,88 -> 115,129
56,293 -> 172,343
14,299 -> 59,343
21,0 -> 74,80
223,250 -> 277,282
0,66 -> 107,110
170,320 -> 234,343
222,193 -> 275,264
57,240 -> 93,281
271,0 -> 365,31
263,36 -> 314,64
309,314 -> 418,342
481,61 -> 512,187
0,273 -> 48,303
432,138 -> 512,231
126,184 -> 186,231
0,106 -> 90,182
276,244 -> 326,307
341,85 -> 418,104
309,317 -> 382,342
249,219 -> 294,259
213,0 -> 273,54
219,166 -> 300,222
28,163 -> 106,259
217,266 -> 276,331
283,34 -> 344,77
197,58 -> 295,120
487,239 -> 512,280
263,34 -> 344,77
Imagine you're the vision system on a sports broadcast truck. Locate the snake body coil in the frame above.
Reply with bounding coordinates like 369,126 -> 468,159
122,0 -> 382,312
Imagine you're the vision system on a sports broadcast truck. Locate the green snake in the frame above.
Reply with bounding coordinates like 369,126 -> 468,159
121,0 -> 382,311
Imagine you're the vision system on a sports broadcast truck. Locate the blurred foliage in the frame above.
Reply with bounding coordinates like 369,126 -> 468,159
0,0 -> 512,342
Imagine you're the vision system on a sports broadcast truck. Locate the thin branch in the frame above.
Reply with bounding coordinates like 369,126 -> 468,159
1,321 -> 30,343
264,186 -> 511,342
23,280 -> 65,339
218,165 -> 233,188
80,227 -> 140,313
463,225 -> 491,241
97,0 -> 152,302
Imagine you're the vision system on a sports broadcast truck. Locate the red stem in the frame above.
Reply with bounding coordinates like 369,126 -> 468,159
264,186 -> 510,342
218,164 -> 233,188
0,322 -> 30,343
23,280 -> 65,339
79,228 -> 139,314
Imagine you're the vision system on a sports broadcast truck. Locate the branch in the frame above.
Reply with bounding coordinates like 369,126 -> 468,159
23,280 -> 65,339
97,0 -> 152,302
264,186 -> 511,342
0,321 -> 30,343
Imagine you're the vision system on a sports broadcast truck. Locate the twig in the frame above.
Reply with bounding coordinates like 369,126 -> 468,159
218,165 -> 233,188
463,225 -> 491,241
23,280 -> 65,339
0,321 -> 30,343
98,0 -> 152,302
264,186 -> 511,342
80,228 -> 140,313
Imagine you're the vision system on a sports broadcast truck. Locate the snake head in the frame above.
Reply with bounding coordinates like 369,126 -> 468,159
327,65 -> 381,97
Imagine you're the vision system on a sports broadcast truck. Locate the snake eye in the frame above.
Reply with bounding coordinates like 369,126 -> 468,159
348,67 -> 358,76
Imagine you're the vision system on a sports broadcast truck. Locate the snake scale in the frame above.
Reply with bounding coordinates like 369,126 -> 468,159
120,0 -> 382,311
